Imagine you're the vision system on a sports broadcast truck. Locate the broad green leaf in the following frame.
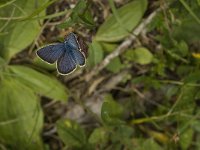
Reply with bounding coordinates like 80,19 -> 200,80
173,71 -> 200,114
0,77 -> 43,149
101,94 -> 124,125
180,128 -> 194,150
21,0 -> 57,21
176,40 -> 188,57
0,56 -> 6,67
57,119 -> 87,148
33,57 -> 56,71
8,65 -> 68,101
106,57 -> 124,73
95,0 -> 147,42
114,125 -> 134,139
101,42 -> 118,52
140,139 -> 162,150
124,47 -> 153,65
110,125 -> 134,149
0,0 -> 46,59
88,127 -> 108,144
133,47 -> 153,65
170,86 -> 196,115
87,41 -> 104,67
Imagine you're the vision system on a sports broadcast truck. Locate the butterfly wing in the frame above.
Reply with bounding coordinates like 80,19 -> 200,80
71,49 -> 86,67
36,43 -> 65,64
65,33 -> 86,66
56,51 -> 76,75
65,33 -> 79,50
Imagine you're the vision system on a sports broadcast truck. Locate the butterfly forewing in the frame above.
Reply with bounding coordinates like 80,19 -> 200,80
65,33 -> 80,50
36,43 -> 65,64
57,51 -> 76,75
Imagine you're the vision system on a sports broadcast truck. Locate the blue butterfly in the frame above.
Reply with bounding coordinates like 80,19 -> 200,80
36,32 -> 86,75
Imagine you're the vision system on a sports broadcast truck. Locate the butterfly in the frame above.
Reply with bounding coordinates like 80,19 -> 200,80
36,32 -> 86,75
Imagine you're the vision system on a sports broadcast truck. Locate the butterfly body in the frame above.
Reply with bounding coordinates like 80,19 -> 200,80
36,33 -> 86,75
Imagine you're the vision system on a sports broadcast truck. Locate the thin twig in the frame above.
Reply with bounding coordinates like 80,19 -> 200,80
85,7 -> 162,81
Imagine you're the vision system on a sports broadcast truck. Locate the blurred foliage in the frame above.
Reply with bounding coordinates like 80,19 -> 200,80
58,0 -> 95,29
0,0 -> 200,150
95,0 -> 147,42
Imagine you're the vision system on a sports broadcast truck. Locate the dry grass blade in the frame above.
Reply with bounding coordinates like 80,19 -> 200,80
84,7 -> 162,82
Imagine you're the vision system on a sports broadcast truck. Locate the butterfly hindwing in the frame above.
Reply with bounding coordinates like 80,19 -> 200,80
36,43 -> 65,64
71,49 -> 86,67
56,51 -> 76,75
64,33 -> 86,66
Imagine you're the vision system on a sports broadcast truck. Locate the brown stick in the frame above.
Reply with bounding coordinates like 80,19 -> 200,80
85,8 -> 161,82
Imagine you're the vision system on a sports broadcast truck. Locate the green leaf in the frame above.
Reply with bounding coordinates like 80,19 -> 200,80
165,85 -> 179,100
57,18 -> 75,29
173,71 -> 200,113
88,127 -> 108,144
101,94 -> 124,125
57,119 -> 87,148
87,41 -> 104,67
101,42 -> 118,52
173,17 -> 200,43
58,0 -> 94,29
180,128 -> 194,150
110,125 -> 134,149
59,0 -> 86,29
8,65 -> 68,101
106,57 -> 124,73
0,0 -> 46,59
192,120 -> 200,132
32,57 -> 56,71
133,47 -> 153,65
124,47 -> 153,65
79,10 -> 95,28
71,0 -> 87,19
0,56 -> 6,67
176,40 -> 188,57
140,139 -> 162,150
171,85 -> 195,114
171,73 -> 198,150
21,0 -> 57,21
198,0 -> 200,6
115,125 -> 134,139
132,76 -> 161,89
179,0 -> 200,25
0,77 -> 43,149
95,0 -> 147,42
